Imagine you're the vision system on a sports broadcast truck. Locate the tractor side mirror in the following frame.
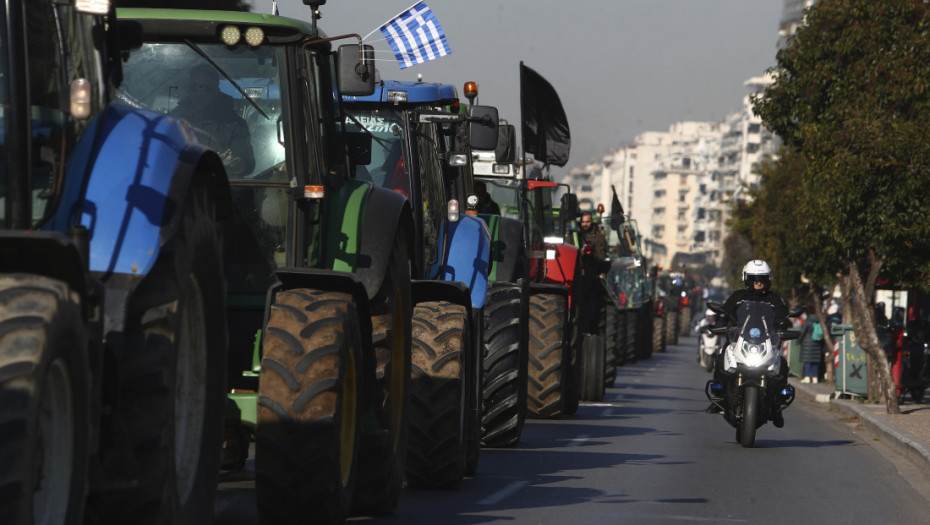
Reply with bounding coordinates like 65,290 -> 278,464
467,105 -> 499,151
560,192 -> 579,222
337,44 -> 374,96
495,124 -> 515,164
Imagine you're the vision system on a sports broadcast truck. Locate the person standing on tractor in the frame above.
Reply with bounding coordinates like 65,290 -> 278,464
577,211 -> 607,335
707,260 -> 791,428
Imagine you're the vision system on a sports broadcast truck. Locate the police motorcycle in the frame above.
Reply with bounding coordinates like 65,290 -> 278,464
704,301 -> 802,447
696,308 -> 723,372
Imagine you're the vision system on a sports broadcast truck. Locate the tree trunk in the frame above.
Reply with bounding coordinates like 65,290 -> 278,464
847,258 -> 900,414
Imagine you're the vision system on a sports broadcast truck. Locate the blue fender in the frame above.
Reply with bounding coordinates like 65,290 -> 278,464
430,215 -> 490,309
46,104 -> 226,278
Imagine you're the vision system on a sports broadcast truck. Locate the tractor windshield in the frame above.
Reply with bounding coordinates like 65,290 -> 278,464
117,42 -> 289,182
481,179 -> 522,220
344,107 -> 409,196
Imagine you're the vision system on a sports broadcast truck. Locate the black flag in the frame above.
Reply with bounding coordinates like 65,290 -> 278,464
610,185 -> 625,230
520,62 -> 571,167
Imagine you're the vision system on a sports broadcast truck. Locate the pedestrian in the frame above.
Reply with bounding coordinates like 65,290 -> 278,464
799,305 -> 824,383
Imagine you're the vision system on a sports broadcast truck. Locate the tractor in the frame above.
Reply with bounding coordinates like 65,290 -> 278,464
1,1 -> 231,523
118,5 -> 415,523
342,78 -> 499,486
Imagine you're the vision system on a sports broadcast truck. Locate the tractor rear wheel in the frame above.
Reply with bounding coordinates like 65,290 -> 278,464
604,306 -> 618,387
0,275 -> 90,525
666,309 -> 679,346
579,332 -> 606,401
652,315 -> 666,354
352,232 -> 411,516
102,181 -> 226,524
679,305 -> 692,336
256,290 -> 362,524
480,282 -> 526,448
526,293 -> 569,419
406,301 -> 467,489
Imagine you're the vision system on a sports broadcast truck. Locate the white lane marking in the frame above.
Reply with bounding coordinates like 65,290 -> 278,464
568,434 -> 590,447
601,407 -> 614,417
476,480 -> 530,505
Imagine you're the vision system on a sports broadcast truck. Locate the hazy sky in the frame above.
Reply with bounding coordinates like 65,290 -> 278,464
272,1 -> 784,178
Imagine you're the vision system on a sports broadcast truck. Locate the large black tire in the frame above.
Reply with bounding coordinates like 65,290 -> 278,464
679,305 -> 692,336
666,309 -> 680,346
562,321 -> 581,416
463,307 -> 481,476
0,276 -> 91,525
603,306 -> 617,388
635,309 -> 653,360
526,293 -> 569,419
406,301 -> 467,489
624,311 -> 638,364
480,282 -> 526,448
652,315 -> 666,354
256,290 -> 362,524
101,181 -> 227,524
352,233 -> 411,516
579,333 -> 606,401
739,386 -> 760,448
614,309 -> 627,368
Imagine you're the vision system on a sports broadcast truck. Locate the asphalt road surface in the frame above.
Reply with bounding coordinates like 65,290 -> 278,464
214,334 -> 930,524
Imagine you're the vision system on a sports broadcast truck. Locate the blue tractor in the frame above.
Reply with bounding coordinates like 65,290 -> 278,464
343,79 -> 499,487
0,1 -> 230,524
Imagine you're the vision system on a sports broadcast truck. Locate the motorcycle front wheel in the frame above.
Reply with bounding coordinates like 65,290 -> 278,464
739,386 -> 760,448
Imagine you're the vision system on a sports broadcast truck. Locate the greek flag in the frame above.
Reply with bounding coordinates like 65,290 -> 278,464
379,2 -> 451,70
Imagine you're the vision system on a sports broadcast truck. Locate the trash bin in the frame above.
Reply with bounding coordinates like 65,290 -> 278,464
832,323 -> 868,396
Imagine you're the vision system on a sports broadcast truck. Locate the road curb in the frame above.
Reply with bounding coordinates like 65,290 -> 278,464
829,398 -> 930,473
793,381 -> 930,472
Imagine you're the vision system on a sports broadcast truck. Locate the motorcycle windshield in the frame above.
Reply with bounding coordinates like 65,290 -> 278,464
733,301 -> 776,345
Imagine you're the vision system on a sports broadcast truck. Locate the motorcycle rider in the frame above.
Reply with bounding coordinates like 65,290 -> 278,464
706,260 -> 791,428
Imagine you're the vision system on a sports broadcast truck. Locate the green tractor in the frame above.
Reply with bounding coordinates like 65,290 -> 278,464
118,6 -> 414,522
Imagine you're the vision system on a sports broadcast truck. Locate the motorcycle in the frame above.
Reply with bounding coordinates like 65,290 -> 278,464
704,301 -> 802,447
697,326 -> 722,372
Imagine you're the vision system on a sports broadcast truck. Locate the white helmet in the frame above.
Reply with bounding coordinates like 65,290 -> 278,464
742,259 -> 772,291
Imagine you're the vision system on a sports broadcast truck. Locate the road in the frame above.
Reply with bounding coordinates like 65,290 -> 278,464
214,334 -> 930,524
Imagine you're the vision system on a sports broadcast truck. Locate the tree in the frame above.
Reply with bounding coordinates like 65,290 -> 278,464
753,0 -> 930,414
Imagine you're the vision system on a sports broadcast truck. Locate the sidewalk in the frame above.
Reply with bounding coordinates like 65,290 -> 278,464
793,379 -> 930,472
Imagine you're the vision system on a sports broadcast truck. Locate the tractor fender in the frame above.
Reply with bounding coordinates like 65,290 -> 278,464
431,215 -> 490,309
544,243 -> 579,292
480,214 -> 524,283
321,181 -> 414,301
528,282 -> 570,301
356,186 -> 414,300
0,231 -> 92,303
46,104 -> 230,279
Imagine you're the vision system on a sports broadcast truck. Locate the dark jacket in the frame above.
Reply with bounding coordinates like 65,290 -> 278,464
722,288 -> 789,325
799,315 -> 823,363
579,225 -> 607,261
173,93 -> 254,177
